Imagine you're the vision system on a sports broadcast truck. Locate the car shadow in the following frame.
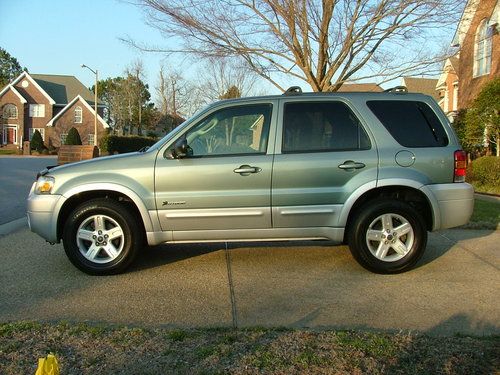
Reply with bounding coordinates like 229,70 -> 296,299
415,228 -> 497,269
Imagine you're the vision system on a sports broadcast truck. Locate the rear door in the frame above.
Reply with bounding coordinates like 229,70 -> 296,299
272,98 -> 378,228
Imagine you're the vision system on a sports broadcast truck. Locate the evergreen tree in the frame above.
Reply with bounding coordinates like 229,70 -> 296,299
0,47 -> 25,88
65,127 -> 82,145
30,130 -> 44,152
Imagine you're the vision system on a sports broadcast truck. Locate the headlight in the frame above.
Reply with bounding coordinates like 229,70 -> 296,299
35,176 -> 55,194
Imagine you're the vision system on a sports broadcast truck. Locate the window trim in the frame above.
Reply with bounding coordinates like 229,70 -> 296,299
29,104 -> 45,118
473,19 -> 492,77
74,106 -> 83,123
280,100 -> 372,154
2,104 -> 18,119
60,133 -> 68,145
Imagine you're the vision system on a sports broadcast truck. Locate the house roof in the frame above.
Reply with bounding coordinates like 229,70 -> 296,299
30,74 -> 103,105
338,83 -> 383,92
402,77 -> 440,100
47,95 -> 109,128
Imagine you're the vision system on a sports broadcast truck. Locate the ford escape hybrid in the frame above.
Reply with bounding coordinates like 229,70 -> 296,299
27,87 -> 474,275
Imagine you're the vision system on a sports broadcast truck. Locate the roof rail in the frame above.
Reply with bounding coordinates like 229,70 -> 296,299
384,86 -> 408,93
283,86 -> 302,95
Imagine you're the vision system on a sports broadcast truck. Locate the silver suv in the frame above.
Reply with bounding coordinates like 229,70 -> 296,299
27,88 -> 474,275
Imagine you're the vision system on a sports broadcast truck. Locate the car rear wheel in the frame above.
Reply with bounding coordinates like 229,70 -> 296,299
348,199 -> 427,274
63,198 -> 142,275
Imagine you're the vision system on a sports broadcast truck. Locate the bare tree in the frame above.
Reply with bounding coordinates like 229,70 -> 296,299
126,0 -> 464,92
155,65 -> 194,128
195,57 -> 259,103
126,59 -> 146,135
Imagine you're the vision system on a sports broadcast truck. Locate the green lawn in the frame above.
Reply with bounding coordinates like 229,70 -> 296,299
0,149 -> 18,155
0,322 -> 498,374
465,198 -> 500,229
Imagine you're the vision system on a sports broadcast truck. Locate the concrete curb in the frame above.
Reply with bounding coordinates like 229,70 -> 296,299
475,193 -> 500,203
0,217 -> 28,237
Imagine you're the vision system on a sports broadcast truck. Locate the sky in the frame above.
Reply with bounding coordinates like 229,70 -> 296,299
1,0 -> 459,106
0,0 -> 228,102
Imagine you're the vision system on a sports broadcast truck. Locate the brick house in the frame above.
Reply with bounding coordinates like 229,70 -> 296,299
453,0 -> 500,109
0,72 -> 109,149
435,57 -> 460,121
401,77 -> 440,101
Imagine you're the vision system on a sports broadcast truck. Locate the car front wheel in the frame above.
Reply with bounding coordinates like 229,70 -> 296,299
348,199 -> 427,274
63,198 -> 142,275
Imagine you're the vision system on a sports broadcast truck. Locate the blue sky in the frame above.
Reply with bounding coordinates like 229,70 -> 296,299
1,0 -> 457,104
0,0 -> 196,98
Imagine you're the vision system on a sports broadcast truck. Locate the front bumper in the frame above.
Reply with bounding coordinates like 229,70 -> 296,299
27,182 -> 64,243
421,183 -> 474,231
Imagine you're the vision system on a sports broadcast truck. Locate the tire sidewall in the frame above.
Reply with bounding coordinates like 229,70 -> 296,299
63,199 -> 138,275
349,200 -> 427,274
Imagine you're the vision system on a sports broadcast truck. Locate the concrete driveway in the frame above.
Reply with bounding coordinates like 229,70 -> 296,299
0,226 -> 498,335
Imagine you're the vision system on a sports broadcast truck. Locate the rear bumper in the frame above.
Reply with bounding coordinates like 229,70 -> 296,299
27,183 -> 64,243
421,183 -> 474,231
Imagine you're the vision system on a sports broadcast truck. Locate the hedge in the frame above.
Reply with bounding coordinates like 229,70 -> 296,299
467,156 -> 500,187
100,135 -> 157,154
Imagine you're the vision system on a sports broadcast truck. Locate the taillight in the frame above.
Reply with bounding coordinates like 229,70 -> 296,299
454,150 -> 467,182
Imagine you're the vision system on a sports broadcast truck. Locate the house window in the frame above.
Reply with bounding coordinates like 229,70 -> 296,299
87,134 -> 95,145
75,106 -> 83,123
29,104 -> 46,118
29,128 -> 45,141
2,104 -> 18,119
474,19 -> 492,77
60,133 -> 68,145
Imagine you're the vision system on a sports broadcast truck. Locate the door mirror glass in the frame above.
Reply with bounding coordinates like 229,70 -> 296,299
169,138 -> 193,159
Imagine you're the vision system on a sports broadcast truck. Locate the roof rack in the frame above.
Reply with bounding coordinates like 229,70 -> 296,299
384,86 -> 408,93
283,86 -> 302,95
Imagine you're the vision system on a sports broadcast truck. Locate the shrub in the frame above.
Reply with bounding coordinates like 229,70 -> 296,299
467,156 -> 500,187
100,135 -> 156,154
30,130 -> 44,153
65,127 -> 82,145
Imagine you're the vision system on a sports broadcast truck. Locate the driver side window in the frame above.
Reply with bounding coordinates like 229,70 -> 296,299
184,104 -> 272,157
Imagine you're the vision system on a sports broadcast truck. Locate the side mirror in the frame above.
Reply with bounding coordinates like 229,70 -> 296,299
168,138 -> 192,159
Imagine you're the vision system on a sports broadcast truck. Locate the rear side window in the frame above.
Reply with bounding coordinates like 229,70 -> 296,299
366,100 -> 448,147
282,101 -> 370,153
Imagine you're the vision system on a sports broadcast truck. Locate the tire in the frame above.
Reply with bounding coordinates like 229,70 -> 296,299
62,198 -> 143,275
348,199 -> 427,274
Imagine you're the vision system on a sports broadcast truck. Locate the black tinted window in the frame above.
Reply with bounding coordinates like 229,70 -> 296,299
367,100 -> 448,147
282,101 -> 370,153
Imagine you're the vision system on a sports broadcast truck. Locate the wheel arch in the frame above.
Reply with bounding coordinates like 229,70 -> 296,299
340,181 -> 436,243
56,184 -> 155,242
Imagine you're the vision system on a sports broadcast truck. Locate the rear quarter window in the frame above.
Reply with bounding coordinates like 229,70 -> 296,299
366,100 -> 449,147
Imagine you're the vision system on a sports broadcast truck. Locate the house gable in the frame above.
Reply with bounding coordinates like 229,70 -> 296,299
47,95 -> 108,147
9,72 -> 55,105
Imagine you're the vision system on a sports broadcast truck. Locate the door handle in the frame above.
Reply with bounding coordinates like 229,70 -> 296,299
338,160 -> 366,170
233,165 -> 262,175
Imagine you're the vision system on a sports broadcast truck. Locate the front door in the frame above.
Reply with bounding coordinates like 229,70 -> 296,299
272,99 -> 378,228
2,125 -> 17,145
155,102 -> 276,233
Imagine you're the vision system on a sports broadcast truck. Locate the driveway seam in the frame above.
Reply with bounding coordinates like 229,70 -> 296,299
224,242 -> 238,329
439,232 -> 499,271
